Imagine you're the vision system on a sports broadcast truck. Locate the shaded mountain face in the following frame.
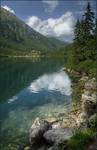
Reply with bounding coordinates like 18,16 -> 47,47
0,8 -> 66,56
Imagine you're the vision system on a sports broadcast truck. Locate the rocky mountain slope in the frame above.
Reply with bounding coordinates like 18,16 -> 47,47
0,8 -> 66,56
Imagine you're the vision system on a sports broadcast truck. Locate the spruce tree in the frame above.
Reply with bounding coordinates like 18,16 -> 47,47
83,2 -> 95,39
74,19 -> 80,43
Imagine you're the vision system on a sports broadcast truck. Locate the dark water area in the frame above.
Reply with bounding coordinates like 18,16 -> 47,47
0,58 -> 72,150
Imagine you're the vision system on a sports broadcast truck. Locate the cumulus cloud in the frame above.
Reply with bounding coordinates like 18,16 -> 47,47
28,71 -> 72,96
2,5 -> 15,14
42,0 -> 59,13
26,12 -> 75,42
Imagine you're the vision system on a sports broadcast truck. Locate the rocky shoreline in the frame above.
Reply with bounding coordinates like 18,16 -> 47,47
23,70 -> 97,150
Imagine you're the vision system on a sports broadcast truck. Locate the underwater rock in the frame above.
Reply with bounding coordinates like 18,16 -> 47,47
24,146 -> 30,150
46,117 -> 58,124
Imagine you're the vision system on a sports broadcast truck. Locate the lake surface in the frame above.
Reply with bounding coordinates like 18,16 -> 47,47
0,58 -> 72,150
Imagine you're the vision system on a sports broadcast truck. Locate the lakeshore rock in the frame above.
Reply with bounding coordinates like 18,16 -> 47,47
61,76 -> 97,130
29,118 -> 51,145
84,78 -> 96,90
81,78 -> 97,118
43,128 -> 73,145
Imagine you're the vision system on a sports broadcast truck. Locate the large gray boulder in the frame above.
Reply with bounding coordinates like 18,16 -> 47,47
82,91 -> 97,117
43,128 -> 73,146
84,78 -> 96,90
29,118 -> 51,145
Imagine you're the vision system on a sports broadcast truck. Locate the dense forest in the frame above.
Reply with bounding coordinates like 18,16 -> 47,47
64,2 -> 96,76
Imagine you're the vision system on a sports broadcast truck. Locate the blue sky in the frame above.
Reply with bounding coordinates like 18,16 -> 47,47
1,0 -> 96,42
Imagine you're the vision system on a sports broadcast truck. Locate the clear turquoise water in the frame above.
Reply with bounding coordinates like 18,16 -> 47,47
0,58 -> 72,150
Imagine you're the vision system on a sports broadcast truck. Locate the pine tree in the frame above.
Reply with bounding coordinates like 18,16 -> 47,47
74,19 -> 80,43
73,19 -> 87,62
94,19 -> 97,38
83,2 -> 95,39
73,2 -> 96,62
77,19 -> 86,45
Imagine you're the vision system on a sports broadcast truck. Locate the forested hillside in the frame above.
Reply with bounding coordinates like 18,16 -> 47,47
0,8 -> 65,56
64,2 -> 96,76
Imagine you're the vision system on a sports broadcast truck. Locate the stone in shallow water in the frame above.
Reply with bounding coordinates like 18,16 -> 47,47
24,146 -> 30,150
46,117 -> 58,124
43,128 -> 73,145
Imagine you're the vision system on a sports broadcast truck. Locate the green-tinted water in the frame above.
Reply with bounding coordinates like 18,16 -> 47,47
0,58 -> 72,150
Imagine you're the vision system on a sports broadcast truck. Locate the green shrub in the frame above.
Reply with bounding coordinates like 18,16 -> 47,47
68,129 -> 95,150
76,59 -> 96,76
89,114 -> 97,131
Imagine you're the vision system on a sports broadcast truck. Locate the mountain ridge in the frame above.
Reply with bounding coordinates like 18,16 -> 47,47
0,8 -> 67,56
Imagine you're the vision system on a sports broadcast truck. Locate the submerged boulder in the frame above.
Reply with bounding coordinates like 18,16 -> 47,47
24,146 -> 30,150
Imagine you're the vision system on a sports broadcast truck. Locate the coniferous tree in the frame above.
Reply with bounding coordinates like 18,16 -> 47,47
94,19 -> 97,38
83,2 -> 95,39
73,2 -> 96,63
65,2 -> 96,75
74,19 -> 80,43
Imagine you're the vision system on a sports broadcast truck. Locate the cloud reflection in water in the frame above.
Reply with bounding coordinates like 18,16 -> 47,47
28,71 -> 71,96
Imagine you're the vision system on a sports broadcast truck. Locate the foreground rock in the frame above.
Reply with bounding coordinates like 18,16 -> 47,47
43,128 -> 73,145
29,118 -> 73,150
29,117 -> 51,145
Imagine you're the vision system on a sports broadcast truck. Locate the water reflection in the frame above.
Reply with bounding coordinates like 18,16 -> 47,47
29,71 -> 71,95
0,58 -> 72,150
0,58 -> 65,102
8,96 -> 18,103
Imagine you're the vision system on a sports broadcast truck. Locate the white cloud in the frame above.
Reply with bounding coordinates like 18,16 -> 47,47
26,12 -> 75,42
28,71 -> 72,96
42,0 -> 59,13
2,5 -> 15,14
